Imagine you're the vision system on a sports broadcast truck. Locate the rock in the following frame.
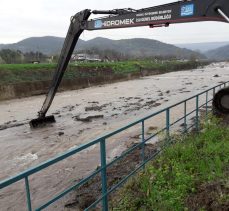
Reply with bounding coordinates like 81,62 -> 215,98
74,115 -> 104,122
148,126 -> 158,130
0,125 -> 7,130
0,122 -> 25,130
85,104 -> 108,112
68,106 -> 75,111
153,103 -> 161,107
58,132 -> 64,136
145,100 -> 156,105
214,74 -> 220,77
88,101 -> 99,104
147,126 -> 158,135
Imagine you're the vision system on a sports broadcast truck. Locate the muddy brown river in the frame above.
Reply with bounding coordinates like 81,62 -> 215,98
0,62 -> 229,210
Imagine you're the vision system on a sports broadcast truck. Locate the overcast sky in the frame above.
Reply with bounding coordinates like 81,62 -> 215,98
1,0 -> 229,44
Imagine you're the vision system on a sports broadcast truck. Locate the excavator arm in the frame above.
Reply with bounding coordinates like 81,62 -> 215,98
30,10 -> 91,127
30,0 -> 229,128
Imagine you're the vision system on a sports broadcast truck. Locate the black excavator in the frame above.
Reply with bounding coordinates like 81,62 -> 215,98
30,0 -> 229,128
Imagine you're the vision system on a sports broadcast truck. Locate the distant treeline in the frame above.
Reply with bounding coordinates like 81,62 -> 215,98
76,47 -> 194,61
0,48 -> 202,65
0,49 -> 48,64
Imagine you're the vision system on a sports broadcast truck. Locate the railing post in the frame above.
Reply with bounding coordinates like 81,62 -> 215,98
166,108 -> 170,138
100,139 -> 108,211
206,91 -> 208,117
213,87 -> 216,96
141,120 -> 145,169
196,95 -> 199,131
25,176 -> 32,211
184,101 -> 187,133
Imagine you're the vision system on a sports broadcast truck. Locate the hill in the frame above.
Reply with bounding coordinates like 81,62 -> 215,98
205,44 -> 229,60
80,37 -> 204,59
175,41 -> 229,53
0,36 -> 204,59
0,36 -> 86,55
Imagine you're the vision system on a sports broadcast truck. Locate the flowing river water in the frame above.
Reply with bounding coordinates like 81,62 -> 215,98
0,62 -> 229,210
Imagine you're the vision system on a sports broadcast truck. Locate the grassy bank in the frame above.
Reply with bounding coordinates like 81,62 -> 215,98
0,60 -> 206,85
112,119 -> 229,210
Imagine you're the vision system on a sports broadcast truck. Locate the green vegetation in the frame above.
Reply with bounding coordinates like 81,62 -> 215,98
0,63 -> 56,71
0,49 -> 48,64
0,60 -> 206,85
78,60 -> 203,74
112,118 -> 229,210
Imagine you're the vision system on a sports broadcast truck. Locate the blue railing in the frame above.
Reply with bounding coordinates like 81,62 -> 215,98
0,81 -> 228,211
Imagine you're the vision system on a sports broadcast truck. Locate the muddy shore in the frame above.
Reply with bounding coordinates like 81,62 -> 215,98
0,62 -> 229,210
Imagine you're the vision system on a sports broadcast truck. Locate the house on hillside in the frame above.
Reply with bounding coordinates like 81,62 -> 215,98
71,53 -> 102,62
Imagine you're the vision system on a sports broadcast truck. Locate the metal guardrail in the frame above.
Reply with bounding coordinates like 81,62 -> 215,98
0,81 -> 228,211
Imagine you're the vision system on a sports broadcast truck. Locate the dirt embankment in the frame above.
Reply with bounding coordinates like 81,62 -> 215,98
0,60 -> 207,101
65,144 -> 157,210
0,70 -> 151,101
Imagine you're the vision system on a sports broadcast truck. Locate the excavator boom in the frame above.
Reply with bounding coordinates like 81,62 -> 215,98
30,0 -> 229,128
87,0 -> 227,30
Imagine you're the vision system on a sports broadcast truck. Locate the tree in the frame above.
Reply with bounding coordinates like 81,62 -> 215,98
24,51 -> 47,63
0,56 -> 5,64
0,49 -> 24,64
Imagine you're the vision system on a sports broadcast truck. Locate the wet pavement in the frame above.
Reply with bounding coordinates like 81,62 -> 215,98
0,62 -> 229,210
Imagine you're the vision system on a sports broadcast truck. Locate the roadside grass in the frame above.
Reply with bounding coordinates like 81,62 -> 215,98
0,60 -> 207,85
111,118 -> 229,210
0,63 -> 56,71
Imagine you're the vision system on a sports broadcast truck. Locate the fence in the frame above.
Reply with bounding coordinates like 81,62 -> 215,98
0,81 -> 228,211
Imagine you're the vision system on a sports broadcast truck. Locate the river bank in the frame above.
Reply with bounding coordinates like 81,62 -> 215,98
0,60 -> 206,100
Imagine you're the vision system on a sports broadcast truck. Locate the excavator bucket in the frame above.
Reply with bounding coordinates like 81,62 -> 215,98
29,115 -> 56,128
